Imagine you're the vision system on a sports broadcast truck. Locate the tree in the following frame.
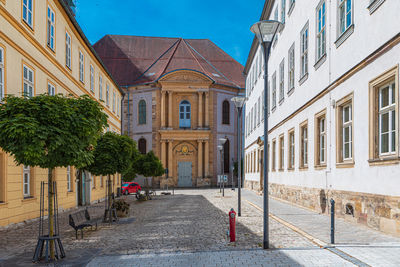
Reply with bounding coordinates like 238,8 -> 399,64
121,140 -> 141,182
0,94 -> 107,259
86,132 -> 134,222
136,151 -> 164,196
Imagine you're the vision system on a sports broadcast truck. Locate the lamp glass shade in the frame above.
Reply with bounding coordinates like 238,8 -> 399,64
231,96 -> 247,108
250,20 -> 283,43
217,145 -> 223,151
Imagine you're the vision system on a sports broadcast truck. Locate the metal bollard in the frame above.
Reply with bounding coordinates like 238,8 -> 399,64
330,198 -> 335,244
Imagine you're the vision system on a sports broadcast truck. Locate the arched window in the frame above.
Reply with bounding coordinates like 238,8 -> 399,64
138,100 -> 146,125
222,100 -> 230,125
179,100 -> 191,128
138,138 -> 147,154
223,139 -> 230,173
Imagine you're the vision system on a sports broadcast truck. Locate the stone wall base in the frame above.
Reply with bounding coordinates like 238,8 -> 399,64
266,183 -> 400,237
244,180 -> 261,192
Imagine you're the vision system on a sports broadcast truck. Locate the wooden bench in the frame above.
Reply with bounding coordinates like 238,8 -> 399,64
69,209 -> 98,239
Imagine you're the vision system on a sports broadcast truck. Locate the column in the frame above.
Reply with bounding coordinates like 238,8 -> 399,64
168,140 -> 173,178
198,92 -> 203,128
161,91 -> 166,128
197,140 -> 203,178
160,140 -> 166,175
168,91 -> 173,128
205,92 -> 209,128
204,140 -> 209,177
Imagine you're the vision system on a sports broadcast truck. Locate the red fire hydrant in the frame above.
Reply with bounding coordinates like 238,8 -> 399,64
229,208 -> 236,242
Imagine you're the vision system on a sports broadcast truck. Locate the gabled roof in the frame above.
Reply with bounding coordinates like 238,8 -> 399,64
93,35 -> 245,88
58,0 -> 124,95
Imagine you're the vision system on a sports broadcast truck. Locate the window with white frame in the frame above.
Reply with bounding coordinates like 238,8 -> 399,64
253,104 -> 257,130
48,82 -> 55,96
300,23 -> 309,78
23,64 -> 34,97
262,88 -> 265,120
117,96 -> 120,117
257,97 -> 261,125
23,165 -> 30,197
113,91 -> 116,113
99,76 -> 103,99
279,135 -> 284,170
300,122 -> 308,167
79,51 -> 84,83
90,65 -> 95,93
272,140 -> 276,171
272,72 -> 277,109
288,43 -> 295,92
342,103 -> 352,160
47,6 -> 55,50
106,83 -> 110,106
67,166 -> 72,192
316,113 -> 326,165
379,82 -> 396,155
339,0 -> 352,35
279,59 -> 284,102
0,47 -> 4,101
22,0 -> 33,28
316,1 -> 326,60
65,32 -> 71,69
250,107 -> 253,132
281,0 -> 286,24
273,8 -> 279,44
288,130 -> 295,169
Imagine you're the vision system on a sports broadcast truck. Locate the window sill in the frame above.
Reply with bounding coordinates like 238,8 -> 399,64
47,45 -> 56,55
271,107 -> 276,113
287,88 -> 295,97
368,0 -> 385,14
22,197 -> 36,203
336,161 -> 355,168
67,190 -> 74,194
288,2 -> 295,16
278,98 -> 284,105
314,54 -> 327,71
278,169 -> 284,172
314,164 -> 327,170
287,168 -> 295,172
335,24 -> 354,48
368,156 -> 400,166
299,73 -> 308,86
0,202 -> 8,206
299,166 -> 308,171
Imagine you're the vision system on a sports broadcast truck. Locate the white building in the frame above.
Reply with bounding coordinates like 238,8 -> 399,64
244,0 -> 400,236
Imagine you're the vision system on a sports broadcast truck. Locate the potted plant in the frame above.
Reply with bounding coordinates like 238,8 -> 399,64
114,199 -> 130,217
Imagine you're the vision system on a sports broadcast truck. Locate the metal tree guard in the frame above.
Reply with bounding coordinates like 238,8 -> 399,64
33,181 -> 65,262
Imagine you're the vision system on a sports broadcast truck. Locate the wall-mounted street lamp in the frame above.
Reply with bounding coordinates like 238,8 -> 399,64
250,20 -> 283,250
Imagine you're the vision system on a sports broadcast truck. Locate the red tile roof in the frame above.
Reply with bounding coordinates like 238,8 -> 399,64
93,35 -> 245,88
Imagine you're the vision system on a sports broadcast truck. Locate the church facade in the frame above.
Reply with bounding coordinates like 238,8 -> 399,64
94,36 -> 245,187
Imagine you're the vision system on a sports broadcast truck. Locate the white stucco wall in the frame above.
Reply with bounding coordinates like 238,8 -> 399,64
244,0 -> 400,196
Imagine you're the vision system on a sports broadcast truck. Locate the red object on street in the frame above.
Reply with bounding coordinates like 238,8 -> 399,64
229,208 -> 236,242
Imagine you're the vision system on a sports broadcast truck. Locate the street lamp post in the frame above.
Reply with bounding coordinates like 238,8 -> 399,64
250,20 -> 282,250
218,138 -> 227,197
231,96 -> 247,217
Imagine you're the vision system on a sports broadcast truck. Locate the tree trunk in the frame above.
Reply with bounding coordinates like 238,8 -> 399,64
48,168 -> 55,260
108,174 -> 112,224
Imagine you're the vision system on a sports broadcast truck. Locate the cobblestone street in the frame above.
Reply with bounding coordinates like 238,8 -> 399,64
0,188 -> 356,266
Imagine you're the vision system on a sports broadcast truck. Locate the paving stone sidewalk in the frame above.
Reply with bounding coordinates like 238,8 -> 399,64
0,189 -> 317,266
86,248 -> 354,267
242,188 -> 400,266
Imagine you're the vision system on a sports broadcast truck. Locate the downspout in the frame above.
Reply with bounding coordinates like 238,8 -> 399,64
326,0 -> 333,204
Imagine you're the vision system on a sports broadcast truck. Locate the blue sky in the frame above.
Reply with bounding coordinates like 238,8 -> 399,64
74,0 -> 264,66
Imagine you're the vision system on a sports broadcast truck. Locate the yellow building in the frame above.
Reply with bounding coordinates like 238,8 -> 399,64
0,0 -> 123,226
94,36 -> 245,187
